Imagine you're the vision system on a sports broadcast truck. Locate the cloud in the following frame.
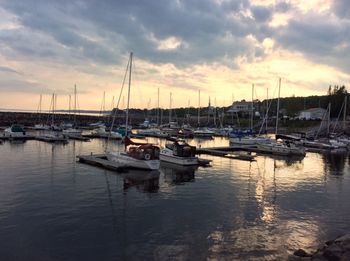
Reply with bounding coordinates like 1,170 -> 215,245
0,0 -> 349,109
0,66 -> 21,75
274,12 -> 350,73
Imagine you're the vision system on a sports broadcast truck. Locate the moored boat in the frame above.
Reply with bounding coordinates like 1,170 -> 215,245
4,125 -> 26,138
257,141 -> 305,156
160,140 -> 198,165
107,137 -> 160,170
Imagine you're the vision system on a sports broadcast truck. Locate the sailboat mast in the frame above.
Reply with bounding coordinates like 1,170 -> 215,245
251,84 -> 254,130
157,88 -> 160,126
275,78 -> 281,136
266,88 -> 268,132
198,90 -> 200,127
38,94 -> 42,122
343,95 -> 347,131
169,92 -> 172,123
328,103 -> 331,135
74,84 -> 77,126
125,52 -> 132,137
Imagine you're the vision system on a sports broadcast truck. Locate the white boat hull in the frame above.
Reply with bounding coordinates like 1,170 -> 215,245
258,143 -> 305,156
107,151 -> 160,170
229,136 -> 271,145
62,128 -> 82,135
160,153 -> 198,166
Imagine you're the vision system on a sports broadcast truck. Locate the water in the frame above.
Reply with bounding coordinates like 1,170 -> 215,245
0,137 -> 349,260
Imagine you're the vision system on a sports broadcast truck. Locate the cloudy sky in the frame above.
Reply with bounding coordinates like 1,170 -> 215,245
0,0 -> 349,110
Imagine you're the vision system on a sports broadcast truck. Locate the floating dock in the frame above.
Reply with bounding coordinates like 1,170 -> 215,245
36,135 -> 68,143
77,153 -> 127,172
63,134 -> 90,141
0,135 -> 36,141
82,134 -> 122,140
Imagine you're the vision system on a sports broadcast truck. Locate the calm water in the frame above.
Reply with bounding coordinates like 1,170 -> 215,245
0,136 -> 350,260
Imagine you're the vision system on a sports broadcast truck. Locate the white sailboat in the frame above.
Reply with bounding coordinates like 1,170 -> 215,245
62,85 -> 82,136
107,52 -> 160,170
91,126 -> 122,139
257,78 -> 305,156
33,94 -> 50,130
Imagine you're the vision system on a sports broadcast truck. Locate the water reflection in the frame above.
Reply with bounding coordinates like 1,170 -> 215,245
160,162 -> 198,185
122,170 -> 160,193
322,152 -> 348,175
0,137 -> 350,260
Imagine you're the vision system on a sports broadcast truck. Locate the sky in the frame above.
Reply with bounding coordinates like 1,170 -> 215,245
0,0 -> 349,110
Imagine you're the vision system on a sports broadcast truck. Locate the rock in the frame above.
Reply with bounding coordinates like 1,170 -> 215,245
294,249 -> 311,257
335,234 -> 350,245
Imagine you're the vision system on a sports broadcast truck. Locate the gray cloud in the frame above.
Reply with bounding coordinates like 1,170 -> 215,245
0,0 -> 349,82
0,0 -> 267,68
0,66 -> 21,75
274,12 -> 350,73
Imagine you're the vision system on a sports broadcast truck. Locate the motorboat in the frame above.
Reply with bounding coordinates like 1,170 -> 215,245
3,125 -> 26,138
160,140 -> 198,165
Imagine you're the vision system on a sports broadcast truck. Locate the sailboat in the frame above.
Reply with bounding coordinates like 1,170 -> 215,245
257,78 -> 305,156
62,85 -> 82,136
107,52 -> 160,170
33,94 -> 50,130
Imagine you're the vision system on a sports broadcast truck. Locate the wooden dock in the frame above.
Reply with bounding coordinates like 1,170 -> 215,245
77,153 -> 127,172
82,134 -> 122,140
0,135 -> 36,141
36,135 -> 68,143
63,134 -> 90,141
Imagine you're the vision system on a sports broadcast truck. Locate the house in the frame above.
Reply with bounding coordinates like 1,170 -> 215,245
227,100 -> 254,113
298,108 -> 326,120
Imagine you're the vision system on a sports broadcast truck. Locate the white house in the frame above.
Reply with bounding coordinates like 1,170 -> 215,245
298,108 -> 326,120
227,100 -> 254,113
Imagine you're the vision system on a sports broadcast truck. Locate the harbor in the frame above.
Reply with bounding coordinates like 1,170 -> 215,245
2,0 -> 350,259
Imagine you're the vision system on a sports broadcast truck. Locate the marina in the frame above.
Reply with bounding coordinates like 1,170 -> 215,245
1,1 -> 350,259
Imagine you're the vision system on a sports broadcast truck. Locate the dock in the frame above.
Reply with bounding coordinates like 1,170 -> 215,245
63,134 -> 90,141
0,135 -> 36,141
36,135 -> 68,143
77,153 -> 127,172
82,134 -> 122,140
197,148 -> 255,161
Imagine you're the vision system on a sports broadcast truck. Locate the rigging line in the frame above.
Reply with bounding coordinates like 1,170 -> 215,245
332,100 -> 344,133
258,79 -> 279,135
131,57 -> 146,111
107,56 -> 131,149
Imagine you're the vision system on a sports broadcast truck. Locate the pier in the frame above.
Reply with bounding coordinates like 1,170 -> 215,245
77,154 -> 128,172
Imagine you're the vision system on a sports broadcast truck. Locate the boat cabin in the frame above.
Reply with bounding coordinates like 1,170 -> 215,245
166,141 -> 196,157
127,144 -> 160,160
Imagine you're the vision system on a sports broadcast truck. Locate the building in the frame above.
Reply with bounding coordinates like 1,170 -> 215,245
227,100 -> 254,113
297,108 -> 326,120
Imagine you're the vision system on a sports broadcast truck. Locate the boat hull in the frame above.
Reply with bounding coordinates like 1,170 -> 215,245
160,153 -> 198,166
107,151 -> 160,170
